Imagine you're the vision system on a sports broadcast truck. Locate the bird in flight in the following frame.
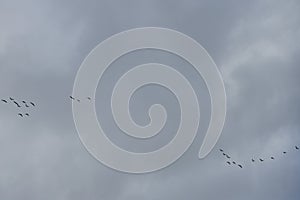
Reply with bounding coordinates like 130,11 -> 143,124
22,100 -> 26,104
1,99 -> 8,103
283,151 -> 287,154
232,161 -> 236,165
238,164 -> 243,168
259,158 -> 264,162
87,97 -> 92,100
18,113 -> 23,117
251,159 -> 255,162
271,157 -> 275,160
295,146 -> 299,150
9,97 -> 14,101
30,102 -> 36,107
219,149 -> 224,152
226,161 -> 231,165
69,96 -> 75,100
25,113 -> 29,117
13,101 -> 21,108
226,155 -> 231,159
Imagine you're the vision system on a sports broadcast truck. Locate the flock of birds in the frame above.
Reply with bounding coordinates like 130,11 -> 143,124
1,95 -> 299,170
1,95 -> 91,118
219,146 -> 299,169
69,96 -> 92,102
1,97 -> 36,117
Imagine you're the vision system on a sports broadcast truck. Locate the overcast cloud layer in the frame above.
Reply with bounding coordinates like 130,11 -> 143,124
0,0 -> 300,199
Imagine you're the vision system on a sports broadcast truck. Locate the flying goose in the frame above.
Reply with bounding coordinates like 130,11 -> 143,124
13,101 -> 21,108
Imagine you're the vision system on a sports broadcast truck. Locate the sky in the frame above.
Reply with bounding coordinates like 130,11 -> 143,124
0,0 -> 300,199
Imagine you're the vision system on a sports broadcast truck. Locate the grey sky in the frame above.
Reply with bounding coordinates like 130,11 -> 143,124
0,0 -> 300,199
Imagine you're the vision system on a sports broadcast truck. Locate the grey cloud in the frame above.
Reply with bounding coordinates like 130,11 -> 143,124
0,0 -> 300,199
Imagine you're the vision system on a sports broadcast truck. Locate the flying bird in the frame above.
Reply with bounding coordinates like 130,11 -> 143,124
259,158 -> 264,162
226,155 -> 231,159
223,153 -> 226,156
219,149 -> 224,152
13,101 -> 21,108
69,96 -> 75,100
283,151 -> 287,154
18,113 -> 23,117
1,99 -> 7,103
252,159 -> 255,162
25,113 -> 29,117
87,97 -> 91,100
9,97 -> 14,101
271,157 -> 275,160
22,101 -> 26,104
238,164 -> 243,168
77,99 -> 80,102
232,161 -> 236,165
226,161 -> 231,165
30,102 -> 35,107
25,104 -> 29,108
295,146 -> 299,150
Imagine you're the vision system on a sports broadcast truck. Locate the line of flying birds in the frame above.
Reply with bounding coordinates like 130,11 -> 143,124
2,95 -> 299,168
219,146 -> 299,169
1,95 -> 90,118
1,97 -> 36,117
69,96 -> 92,102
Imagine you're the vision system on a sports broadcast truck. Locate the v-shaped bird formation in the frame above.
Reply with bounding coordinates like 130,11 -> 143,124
219,145 -> 299,169
1,97 -> 36,118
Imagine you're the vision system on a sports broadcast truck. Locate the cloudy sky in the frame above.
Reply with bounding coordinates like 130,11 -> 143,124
0,0 -> 300,199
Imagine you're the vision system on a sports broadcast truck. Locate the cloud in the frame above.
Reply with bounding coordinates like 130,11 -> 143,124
0,0 -> 299,199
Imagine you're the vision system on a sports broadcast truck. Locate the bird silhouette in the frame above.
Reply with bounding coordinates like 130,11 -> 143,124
232,161 -> 236,165
9,97 -> 14,101
252,159 -> 255,162
283,151 -> 287,154
226,155 -> 231,159
22,101 -> 26,104
13,101 -> 21,108
219,149 -> 224,152
226,161 -> 231,165
18,113 -> 23,117
69,96 -> 75,100
238,164 -> 243,168
223,153 -> 226,156
259,158 -> 264,162
295,146 -> 299,150
77,99 -> 80,102
1,99 -> 8,103
271,157 -> 275,160
87,97 -> 91,100
25,113 -> 29,117
25,104 -> 29,108
30,102 -> 35,107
